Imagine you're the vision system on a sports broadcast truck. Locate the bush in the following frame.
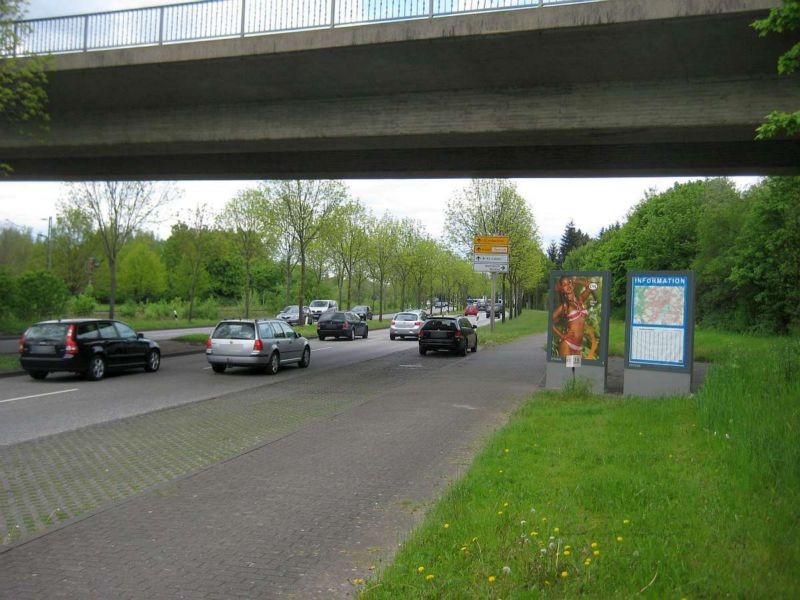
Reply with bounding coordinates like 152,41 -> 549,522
192,297 -> 219,320
118,301 -> 139,318
0,269 -> 18,319
15,270 -> 69,320
70,293 -> 96,317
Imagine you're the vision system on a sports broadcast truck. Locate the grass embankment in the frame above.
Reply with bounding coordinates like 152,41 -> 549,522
362,335 -> 800,598
478,311 -> 549,347
0,355 -> 19,372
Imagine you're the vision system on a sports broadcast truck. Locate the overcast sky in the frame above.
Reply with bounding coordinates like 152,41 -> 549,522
2,1 -> 763,248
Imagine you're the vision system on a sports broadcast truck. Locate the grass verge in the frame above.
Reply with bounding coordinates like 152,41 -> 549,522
478,311 -> 549,347
0,355 -> 20,372
362,336 -> 799,598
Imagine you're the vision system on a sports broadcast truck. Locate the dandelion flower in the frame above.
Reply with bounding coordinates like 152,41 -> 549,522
351,578 -> 365,586
460,546 -> 468,552
504,448 -> 510,453
443,523 -> 449,529
369,565 -> 376,571
617,536 -> 624,542
498,469 -> 503,474
502,566 -> 512,575
544,580 -> 551,586
584,559 -> 591,566
561,571 -> 569,578
426,574 -> 435,581
488,575 -> 496,583
593,550 -> 600,556
553,527 -> 560,533
564,545 -> 572,550
591,542 -> 598,548
540,548 -> 547,555
520,520 -> 527,526
530,507 -> 536,513
623,519 -> 630,525
417,566 -> 425,573
563,550 -> 571,556
542,517 -> 548,523
498,511 -> 503,516
531,531 -> 539,537
503,502 -> 509,507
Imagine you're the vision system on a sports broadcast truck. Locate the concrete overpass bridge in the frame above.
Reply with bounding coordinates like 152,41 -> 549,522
1,0 -> 798,180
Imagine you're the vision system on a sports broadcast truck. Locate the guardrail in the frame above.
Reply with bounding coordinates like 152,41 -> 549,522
10,0 -> 601,56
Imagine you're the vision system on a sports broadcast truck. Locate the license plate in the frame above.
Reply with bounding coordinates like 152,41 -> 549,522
30,345 -> 55,354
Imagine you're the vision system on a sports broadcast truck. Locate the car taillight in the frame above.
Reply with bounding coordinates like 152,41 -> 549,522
414,321 -> 421,327
454,330 -> 463,339
206,336 -> 212,349
342,322 -> 349,329
18,334 -> 25,353
390,320 -> 396,325
65,324 -> 79,355
418,330 -> 425,338
253,339 -> 263,352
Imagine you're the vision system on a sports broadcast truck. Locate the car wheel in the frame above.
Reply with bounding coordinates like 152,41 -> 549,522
471,338 -> 478,353
265,351 -> 279,375
145,349 -> 161,372
419,346 -> 427,356
459,342 -> 468,357
211,363 -> 226,373
390,333 -> 396,341
318,335 -> 326,341
28,370 -> 48,380
363,327 -> 369,339
86,355 -> 106,381
349,328 -> 355,341
299,347 -> 311,368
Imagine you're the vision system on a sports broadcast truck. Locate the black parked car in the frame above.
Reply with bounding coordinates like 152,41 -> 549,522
18,318 -> 161,381
418,316 -> 478,356
351,305 -> 373,321
317,311 -> 369,341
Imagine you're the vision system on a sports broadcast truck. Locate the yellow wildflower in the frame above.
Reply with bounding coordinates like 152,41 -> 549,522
616,536 -> 624,542
561,571 -> 569,578
563,550 -> 571,556
504,448 -> 510,453
488,575 -> 496,583
624,519 -> 631,525
503,502 -> 509,507
351,578 -> 365,585
591,542 -> 598,548
553,527 -> 560,533
426,574 -> 435,581
593,550 -> 600,556
531,531 -> 539,537
417,566 -> 425,573
443,523 -> 449,529
497,511 -> 503,516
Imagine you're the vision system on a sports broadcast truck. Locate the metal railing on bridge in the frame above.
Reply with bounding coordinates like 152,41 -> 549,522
10,0 -> 601,56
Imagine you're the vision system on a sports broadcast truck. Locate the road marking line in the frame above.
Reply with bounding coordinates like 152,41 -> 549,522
313,346 -> 333,351
0,388 -> 80,405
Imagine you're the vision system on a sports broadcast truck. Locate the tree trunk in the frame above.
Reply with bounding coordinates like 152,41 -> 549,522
108,257 -> 117,319
298,247 -> 307,325
285,254 -> 293,307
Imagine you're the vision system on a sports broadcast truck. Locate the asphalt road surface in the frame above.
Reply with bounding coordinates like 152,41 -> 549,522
0,318 -> 500,446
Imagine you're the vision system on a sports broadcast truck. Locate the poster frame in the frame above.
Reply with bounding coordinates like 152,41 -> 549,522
624,270 -> 695,374
546,270 -> 611,366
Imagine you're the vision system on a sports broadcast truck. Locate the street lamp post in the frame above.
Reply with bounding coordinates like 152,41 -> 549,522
40,216 -> 52,270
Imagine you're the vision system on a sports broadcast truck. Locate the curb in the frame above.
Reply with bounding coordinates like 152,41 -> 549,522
0,347 -> 206,379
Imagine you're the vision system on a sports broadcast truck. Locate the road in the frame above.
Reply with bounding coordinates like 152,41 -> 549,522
0,317 -> 501,446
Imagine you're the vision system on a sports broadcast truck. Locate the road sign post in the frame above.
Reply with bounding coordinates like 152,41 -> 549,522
473,236 -> 509,331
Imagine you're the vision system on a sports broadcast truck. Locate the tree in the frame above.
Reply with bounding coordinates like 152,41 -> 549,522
164,203 -> 214,320
558,220 -> 590,267
15,270 -> 68,320
546,241 -> 559,265
1,0 -> 50,174
266,180 -> 346,319
216,189 -> 271,317
752,0 -> 800,139
51,206 -> 96,294
64,181 -> 177,318
117,239 -> 167,302
328,200 -> 369,309
0,224 -> 35,273
366,214 -> 399,320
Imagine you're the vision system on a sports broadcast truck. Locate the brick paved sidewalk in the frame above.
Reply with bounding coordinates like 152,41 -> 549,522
0,335 -> 547,599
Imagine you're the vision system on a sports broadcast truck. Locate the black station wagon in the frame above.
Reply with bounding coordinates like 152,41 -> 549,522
19,318 -> 161,381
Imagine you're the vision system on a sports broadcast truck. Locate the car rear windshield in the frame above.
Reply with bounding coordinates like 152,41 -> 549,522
310,300 -> 329,307
282,306 -> 299,313
395,313 -> 418,321
318,312 -> 344,322
422,319 -> 457,331
25,323 -> 69,341
212,322 -> 255,340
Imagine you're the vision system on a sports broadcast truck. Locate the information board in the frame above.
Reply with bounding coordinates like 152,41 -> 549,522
625,272 -> 694,372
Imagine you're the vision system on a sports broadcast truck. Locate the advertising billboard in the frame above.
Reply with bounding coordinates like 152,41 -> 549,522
625,271 -> 695,372
546,271 -> 610,365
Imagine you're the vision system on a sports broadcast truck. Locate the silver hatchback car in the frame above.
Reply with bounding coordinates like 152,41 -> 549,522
206,319 -> 310,374
389,310 -> 428,340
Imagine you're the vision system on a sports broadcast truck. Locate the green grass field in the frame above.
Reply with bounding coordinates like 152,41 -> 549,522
360,328 -> 799,598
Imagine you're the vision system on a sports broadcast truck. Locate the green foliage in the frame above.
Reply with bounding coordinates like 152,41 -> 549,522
0,0 -> 51,174
0,267 -> 18,318
729,177 -> 800,334
14,270 -> 69,320
751,0 -> 800,138
69,292 -> 96,317
117,240 -> 167,301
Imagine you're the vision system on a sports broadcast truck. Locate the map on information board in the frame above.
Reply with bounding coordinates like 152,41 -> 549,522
628,274 -> 690,368
633,285 -> 685,326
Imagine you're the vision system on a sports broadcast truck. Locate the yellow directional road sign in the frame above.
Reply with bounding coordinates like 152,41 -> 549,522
475,235 -> 509,246
474,244 -> 508,254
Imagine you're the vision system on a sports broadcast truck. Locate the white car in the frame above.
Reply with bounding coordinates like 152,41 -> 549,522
308,299 -> 338,321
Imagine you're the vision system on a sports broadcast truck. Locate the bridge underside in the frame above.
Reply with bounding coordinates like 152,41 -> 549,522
1,0 -> 798,179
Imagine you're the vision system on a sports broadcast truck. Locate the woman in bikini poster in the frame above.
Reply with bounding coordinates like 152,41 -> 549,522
548,272 -> 606,361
